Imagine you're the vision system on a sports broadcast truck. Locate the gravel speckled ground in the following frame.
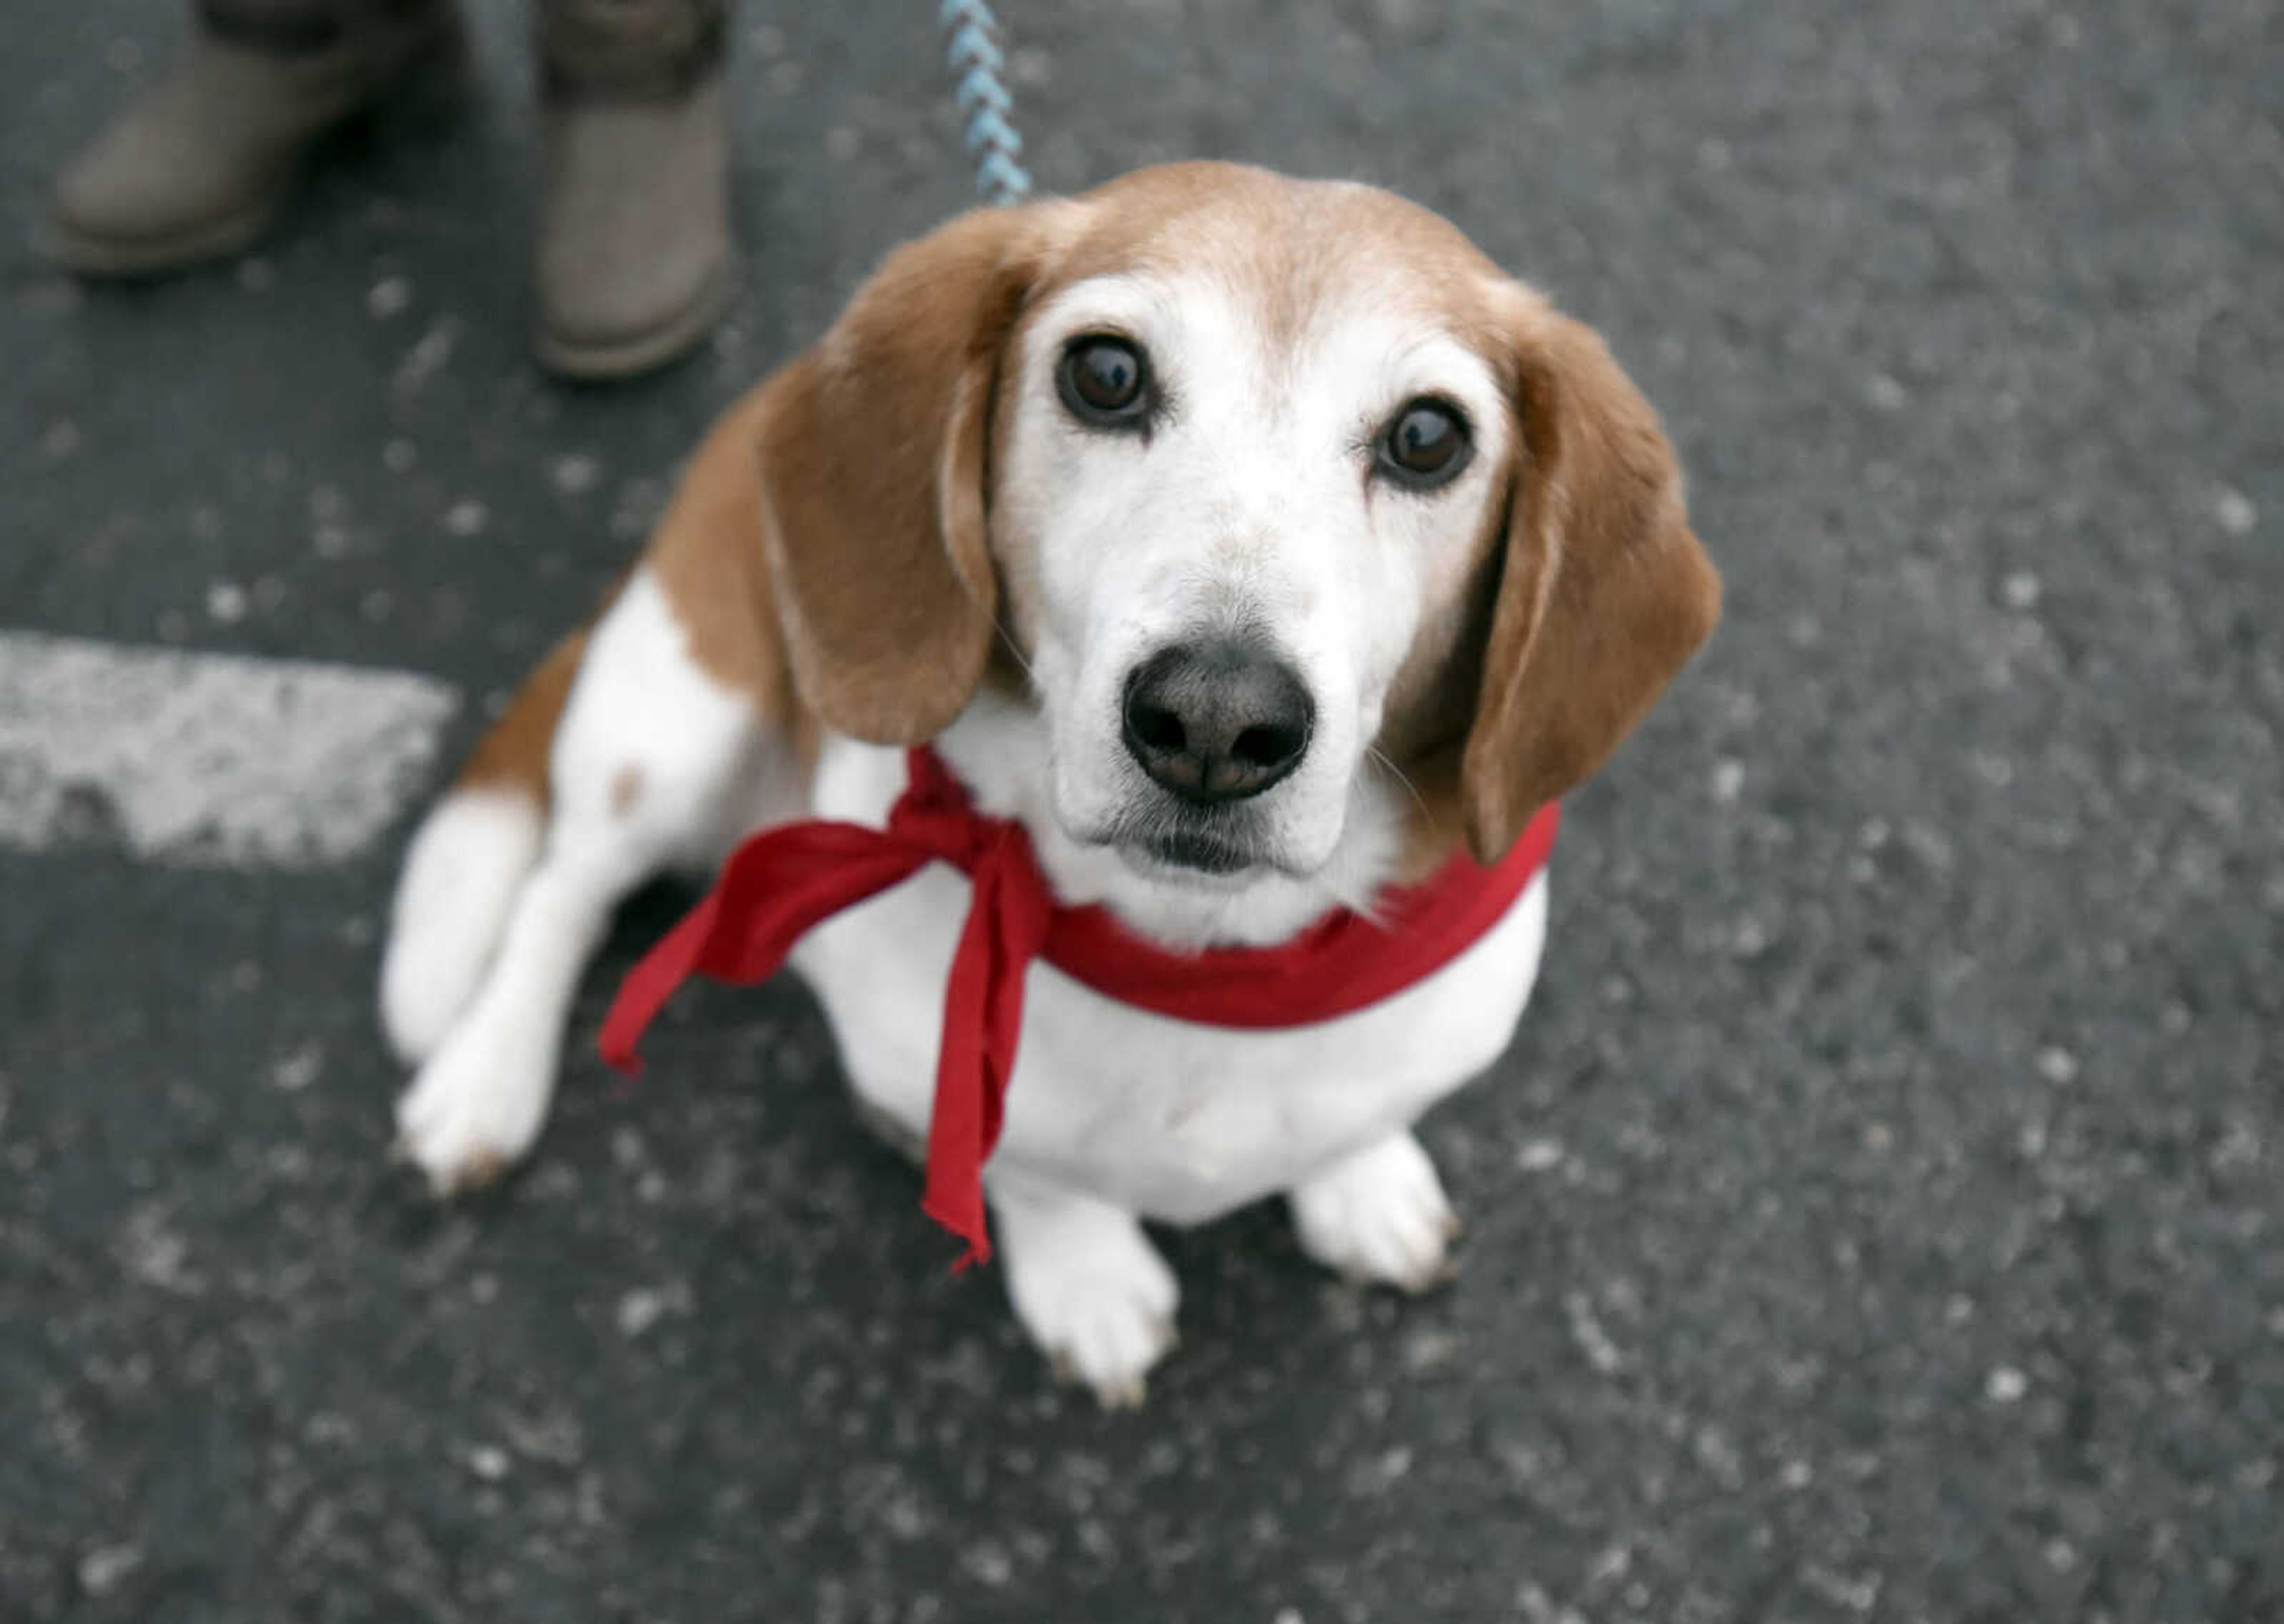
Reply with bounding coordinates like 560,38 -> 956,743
3,2 -> 2279,1620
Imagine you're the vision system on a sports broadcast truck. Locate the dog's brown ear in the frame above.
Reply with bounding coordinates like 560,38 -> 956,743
754,205 -> 1063,742
1460,303 -> 1723,861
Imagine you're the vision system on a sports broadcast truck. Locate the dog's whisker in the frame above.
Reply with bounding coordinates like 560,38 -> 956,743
990,615 -> 1040,687
1365,746 -> 1429,818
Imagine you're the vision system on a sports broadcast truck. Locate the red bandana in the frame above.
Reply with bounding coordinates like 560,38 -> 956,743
601,747 -> 1558,1269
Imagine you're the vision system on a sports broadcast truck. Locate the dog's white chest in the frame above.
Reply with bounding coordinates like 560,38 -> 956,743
789,741 -> 1549,1226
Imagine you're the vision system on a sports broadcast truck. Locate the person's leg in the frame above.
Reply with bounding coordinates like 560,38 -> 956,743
531,0 -> 732,379
45,0 -> 466,277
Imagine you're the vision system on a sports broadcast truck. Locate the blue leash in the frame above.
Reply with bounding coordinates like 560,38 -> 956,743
937,1 -> 1033,206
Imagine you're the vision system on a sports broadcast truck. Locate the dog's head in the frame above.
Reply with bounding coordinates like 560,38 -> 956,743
755,163 -> 1719,885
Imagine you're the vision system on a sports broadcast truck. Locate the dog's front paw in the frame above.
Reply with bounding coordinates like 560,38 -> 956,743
994,1185 -> 1179,1409
393,1006 -> 559,1196
1290,1130 -> 1460,1293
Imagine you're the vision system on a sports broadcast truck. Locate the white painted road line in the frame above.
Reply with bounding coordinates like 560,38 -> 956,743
0,632 -> 457,868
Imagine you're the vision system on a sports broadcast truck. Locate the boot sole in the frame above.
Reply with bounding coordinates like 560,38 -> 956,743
38,196 -> 282,279
533,261 -> 733,382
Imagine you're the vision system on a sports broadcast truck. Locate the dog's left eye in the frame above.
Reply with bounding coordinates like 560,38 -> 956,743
1059,335 -> 1153,428
1376,398 -> 1472,489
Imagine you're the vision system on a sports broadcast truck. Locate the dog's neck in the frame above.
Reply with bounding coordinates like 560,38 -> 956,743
932,689 -> 1407,951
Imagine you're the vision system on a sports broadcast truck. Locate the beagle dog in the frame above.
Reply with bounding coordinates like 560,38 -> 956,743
379,162 -> 1720,1405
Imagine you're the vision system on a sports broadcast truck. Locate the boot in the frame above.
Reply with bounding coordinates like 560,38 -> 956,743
43,0 -> 466,278
533,0 -> 731,379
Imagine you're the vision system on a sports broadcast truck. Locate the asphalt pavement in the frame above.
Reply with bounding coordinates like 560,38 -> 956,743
2,1 -> 2279,1620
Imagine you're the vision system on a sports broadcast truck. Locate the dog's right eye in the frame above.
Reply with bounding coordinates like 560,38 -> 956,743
1059,335 -> 1152,428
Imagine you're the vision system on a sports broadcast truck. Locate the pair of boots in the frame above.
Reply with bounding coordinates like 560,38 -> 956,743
46,0 -> 732,379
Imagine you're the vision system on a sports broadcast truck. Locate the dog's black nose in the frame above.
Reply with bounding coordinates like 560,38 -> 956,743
1121,640 -> 1315,805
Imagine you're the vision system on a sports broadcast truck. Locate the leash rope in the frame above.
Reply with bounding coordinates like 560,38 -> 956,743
938,0 -> 1033,206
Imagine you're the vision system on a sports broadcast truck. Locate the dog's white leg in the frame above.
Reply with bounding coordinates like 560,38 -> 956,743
380,787 -> 546,1065
989,1167 -> 1180,1409
1288,1129 -> 1460,1293
394,570 -> 766,1192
